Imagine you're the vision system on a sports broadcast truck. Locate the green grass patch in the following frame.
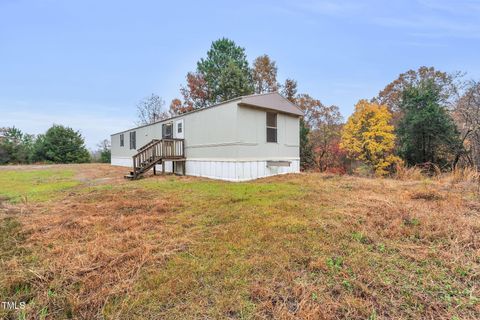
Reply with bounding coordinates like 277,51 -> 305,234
0,169 -> 79,203
1,166 -> 479,319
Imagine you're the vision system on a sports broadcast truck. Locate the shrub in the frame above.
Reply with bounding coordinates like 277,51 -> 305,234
33,125 -> 90,163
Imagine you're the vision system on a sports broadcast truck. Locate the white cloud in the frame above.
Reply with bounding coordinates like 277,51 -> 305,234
293,0 -> 366,16
371,0 -> 480,39
270,0 -> 367,19
418,0 -> 480,16
271,0 -> 480,39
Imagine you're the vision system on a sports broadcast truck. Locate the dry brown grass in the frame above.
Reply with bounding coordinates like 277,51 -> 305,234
394,164 -> 425,181
245,174 -> 480,319
1,164 -> 479,319
2,186 -> 192,319
446,167 -> 480,185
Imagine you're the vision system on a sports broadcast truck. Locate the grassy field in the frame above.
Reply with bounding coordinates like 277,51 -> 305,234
0,164 -> 479,319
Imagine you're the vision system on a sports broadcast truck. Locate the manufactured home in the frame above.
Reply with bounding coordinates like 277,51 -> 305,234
110,92 -> 302,181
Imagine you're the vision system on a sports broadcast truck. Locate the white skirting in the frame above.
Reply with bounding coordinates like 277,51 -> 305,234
111,157 -> 132,167
111,157 -> 300,182
111,157 -> 173,173
186,159 -> 300,181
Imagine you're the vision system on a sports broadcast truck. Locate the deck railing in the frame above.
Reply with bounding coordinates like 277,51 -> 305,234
132,139 -> 184,170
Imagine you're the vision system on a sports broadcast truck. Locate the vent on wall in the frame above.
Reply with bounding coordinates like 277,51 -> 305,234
266,161 -> 291,167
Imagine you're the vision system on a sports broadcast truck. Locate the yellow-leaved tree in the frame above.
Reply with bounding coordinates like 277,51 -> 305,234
340,100 -> 401,176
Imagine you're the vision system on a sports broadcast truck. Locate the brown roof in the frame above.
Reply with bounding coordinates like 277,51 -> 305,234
238,92 -> 303,116
112,92 -> 302,136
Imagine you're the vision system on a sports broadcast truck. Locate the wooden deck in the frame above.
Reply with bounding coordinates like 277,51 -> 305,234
125,139 -> 185,179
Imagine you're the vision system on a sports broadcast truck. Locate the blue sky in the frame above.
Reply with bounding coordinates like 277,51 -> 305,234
1,0 -> 479,149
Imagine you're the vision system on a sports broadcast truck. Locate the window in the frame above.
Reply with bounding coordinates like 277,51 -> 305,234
162,123 -> 173,139
120,134 -> 124,147
266,112 -> 277,143
177,122 -> 182,134
129,131 -> 136,149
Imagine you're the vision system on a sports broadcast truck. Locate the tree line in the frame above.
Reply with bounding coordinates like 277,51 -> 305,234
136,38 -> 479,176
3,38 -> 479,174
0,125 -> 110,164
294,67 -> 479,175
339,68 -> 478,175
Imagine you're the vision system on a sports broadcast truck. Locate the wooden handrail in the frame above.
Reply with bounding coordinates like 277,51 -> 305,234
137,139 -> 160,153
132,139 -> 185,172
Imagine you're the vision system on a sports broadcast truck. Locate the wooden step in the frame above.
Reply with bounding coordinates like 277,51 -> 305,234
128,138 -> 185,180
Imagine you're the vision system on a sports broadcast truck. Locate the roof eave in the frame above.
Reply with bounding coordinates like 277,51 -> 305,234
237,102 -> 304,117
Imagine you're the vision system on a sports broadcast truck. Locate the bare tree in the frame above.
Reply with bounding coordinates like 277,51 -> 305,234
296,94 -> 344,171
136,94 -> 169,125
97,139 -> 111,151
453,81 -> 480,168
252,54 -> 279,94
281,78 -> 298,103
296,94 -> 324,128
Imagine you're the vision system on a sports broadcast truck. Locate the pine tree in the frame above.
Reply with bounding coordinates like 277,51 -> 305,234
397,79 -> 462,168
196,38 -> 253,104
33,125 -> 90,163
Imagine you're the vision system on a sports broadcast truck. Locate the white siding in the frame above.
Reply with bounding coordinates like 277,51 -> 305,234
236,105 -> 300,160
110,99 -> 301,181
185,159 -> 300,182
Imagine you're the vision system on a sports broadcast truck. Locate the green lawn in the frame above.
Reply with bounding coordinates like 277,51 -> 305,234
0,164 -> 478,319
0,169 -> 79,203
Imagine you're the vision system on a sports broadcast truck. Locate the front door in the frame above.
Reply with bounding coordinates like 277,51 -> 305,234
162,122 -> 173,139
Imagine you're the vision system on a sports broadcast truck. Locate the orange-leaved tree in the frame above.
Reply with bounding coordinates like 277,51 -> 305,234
340,100 -> 401,176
